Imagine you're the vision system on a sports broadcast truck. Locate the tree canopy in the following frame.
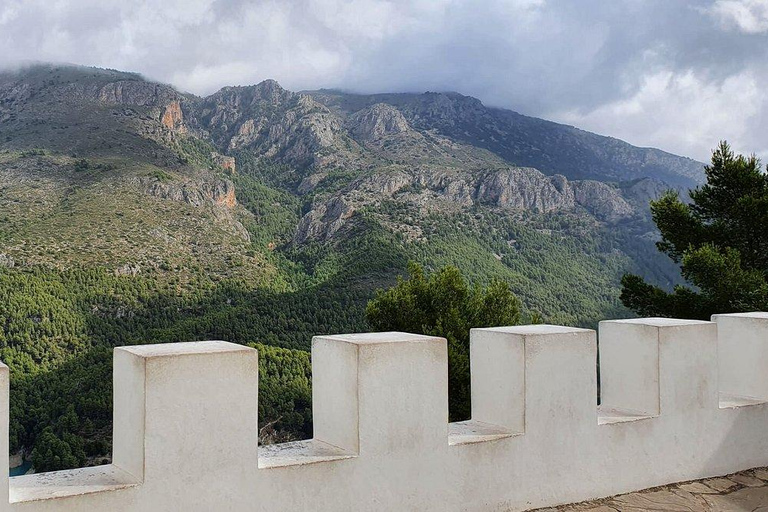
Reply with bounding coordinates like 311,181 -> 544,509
366,262 -> 523,420
621,141 -> 768,319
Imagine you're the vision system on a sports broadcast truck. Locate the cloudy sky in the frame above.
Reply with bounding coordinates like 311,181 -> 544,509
1,0 -> 767,162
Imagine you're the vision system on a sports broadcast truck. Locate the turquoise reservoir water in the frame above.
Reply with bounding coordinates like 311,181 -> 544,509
9,461 -> 32,477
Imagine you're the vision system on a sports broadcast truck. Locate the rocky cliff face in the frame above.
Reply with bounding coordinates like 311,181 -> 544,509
295,196 -> 355,242
0,65 -> 196,168
141,176 -> 237,209
294,166 -> 640,243
93,80 -> 179,107
620,177 -> 674,207
211,152 -> 237,174
0,71 -> 182,110
469,168 -> 632,222
475,168 -> 575,212
194,81 -> 347,168
137,174 -> 250,242
161,100 -> 187,133
349,103 -> 411,141
571,181 -> 633,222
0,72 -> 179,111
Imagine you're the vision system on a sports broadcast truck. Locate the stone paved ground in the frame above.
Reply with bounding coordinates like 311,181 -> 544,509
531,467 -> 768,511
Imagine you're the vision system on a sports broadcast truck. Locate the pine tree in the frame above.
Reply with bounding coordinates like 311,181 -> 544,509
366,262 -> 522,420
621,141 -> 768,319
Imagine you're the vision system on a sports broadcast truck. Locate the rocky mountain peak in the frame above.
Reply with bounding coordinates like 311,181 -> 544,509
197,80 -> 349,168
254,78 -> 287,100
411,91 -> 486,125
210,79 -> 294,110
0,64 -> 181,109
349,103 -> 410,141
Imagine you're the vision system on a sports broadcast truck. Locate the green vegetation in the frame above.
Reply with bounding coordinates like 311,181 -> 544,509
252,343 -> 311,443
230,163 -> 302,249
366,262 -> 524,420
175,136 -> 216,168
147,169 -> 173,182
73,158 -> 116,173
621,142 -> 768,319
0,266 -> 358,472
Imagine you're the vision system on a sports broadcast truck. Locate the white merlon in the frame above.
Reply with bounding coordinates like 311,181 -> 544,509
0,315 -> 766,510
598,317 -> 716,423
713,312 -> 768,406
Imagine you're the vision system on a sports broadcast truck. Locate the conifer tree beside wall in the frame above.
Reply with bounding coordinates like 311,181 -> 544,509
621,142 -> 768,319
365,262 -> 526,421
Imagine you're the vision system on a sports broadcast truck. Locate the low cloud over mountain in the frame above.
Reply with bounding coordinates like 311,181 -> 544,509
1,0 -> 767,161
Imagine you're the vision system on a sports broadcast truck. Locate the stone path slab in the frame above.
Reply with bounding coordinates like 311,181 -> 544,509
529,467 -> 768,511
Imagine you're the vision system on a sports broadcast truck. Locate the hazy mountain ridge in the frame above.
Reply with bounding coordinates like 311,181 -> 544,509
1,65 -> 703,183
306,89 -> 704,187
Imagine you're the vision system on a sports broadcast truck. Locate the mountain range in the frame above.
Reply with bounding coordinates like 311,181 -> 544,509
0,63 -> 703,329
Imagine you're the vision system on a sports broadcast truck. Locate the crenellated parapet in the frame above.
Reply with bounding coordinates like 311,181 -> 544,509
2,313 -> 768,511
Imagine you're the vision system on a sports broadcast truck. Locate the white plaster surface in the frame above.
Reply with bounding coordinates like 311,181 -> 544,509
596,406 -> 656,425
1,317 -> 768,511
713,312 -> 768,404
447,420 -> 518,445
9,466 -> 137,503
609,317 -> 710,327
257,439 -> 354,469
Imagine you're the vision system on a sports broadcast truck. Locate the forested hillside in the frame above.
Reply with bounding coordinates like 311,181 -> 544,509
0,64 -> 698,470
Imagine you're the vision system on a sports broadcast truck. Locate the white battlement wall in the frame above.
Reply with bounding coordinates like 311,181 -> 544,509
3,313 -> 768,511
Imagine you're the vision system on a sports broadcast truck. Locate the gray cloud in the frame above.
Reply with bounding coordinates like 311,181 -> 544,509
1,0 -> 767,162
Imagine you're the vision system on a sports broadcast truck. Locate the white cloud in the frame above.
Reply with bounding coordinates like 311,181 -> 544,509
710,0 -> 768,33
0,0 -> 549,94
0,1 -> 20,25
555,68 -> 768,162
0,0 -> 767,162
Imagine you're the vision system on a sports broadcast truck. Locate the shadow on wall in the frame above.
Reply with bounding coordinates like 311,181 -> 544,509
705,314 -> 768,487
